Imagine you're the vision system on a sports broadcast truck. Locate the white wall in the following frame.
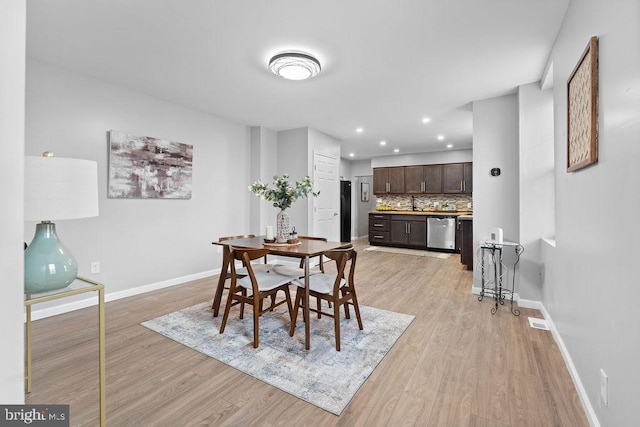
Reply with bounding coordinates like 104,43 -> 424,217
308,128 -> 340,162
250,126 -> 278,235
25,60 -> 252,311
276,128 -> 309,235
339,157 -> 351,180
371,149 -> 472,168
350,159 -> 373,177
0,0 -> 26,403
472,94 -> 520,286
542,1 -> 640,425
517,83 -> 555,301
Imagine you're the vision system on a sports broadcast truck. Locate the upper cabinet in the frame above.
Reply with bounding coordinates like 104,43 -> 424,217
463,162 -> 473,193
374,162 -> 471,195
405,165 -> 443,194
443,162 -> 473,194
373,167 -> 404,194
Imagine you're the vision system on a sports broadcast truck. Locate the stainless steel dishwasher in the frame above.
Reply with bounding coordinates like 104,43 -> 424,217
427,216 -> 456,250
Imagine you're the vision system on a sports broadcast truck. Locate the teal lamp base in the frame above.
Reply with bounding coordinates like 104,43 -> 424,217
24,222 -> 78,293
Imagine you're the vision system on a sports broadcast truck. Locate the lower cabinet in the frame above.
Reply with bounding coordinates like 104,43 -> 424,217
372,213 -> 469,252
459,218 -> 473,270
390,215 -> 427,248
369,214 -> 391,245
370,213 -> 427,248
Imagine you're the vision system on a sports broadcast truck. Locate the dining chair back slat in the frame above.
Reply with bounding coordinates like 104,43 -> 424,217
298,236 -> 328,273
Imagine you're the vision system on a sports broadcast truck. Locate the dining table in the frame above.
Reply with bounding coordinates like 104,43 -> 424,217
211,235 -> 351,350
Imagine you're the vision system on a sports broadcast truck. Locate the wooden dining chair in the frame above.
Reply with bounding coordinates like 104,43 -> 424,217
289,247 -> 363,351
295,237 -> 351,311
264,235 -> 329,285
297,236 -> 328,273
219,247 -> 295,348
212,234 -> 271,309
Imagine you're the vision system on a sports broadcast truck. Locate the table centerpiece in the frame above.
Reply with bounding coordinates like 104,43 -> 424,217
249,174 -> 319,242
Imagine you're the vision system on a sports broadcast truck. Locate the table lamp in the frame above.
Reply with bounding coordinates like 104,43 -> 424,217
24,152 -> 99,293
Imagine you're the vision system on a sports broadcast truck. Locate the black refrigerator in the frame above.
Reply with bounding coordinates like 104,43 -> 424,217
340,181 -> 351,242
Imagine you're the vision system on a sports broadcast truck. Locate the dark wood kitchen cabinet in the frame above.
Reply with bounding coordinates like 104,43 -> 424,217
373,167 -> 404,194
463,162 -> 473,193
368,213 -> 390,245
459,217 -> 473,270
443,162 -> 473,194
405,165 -> 443,194
390,215 -> 427,248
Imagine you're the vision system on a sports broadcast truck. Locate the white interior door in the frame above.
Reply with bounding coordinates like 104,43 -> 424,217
313,152 -> 338,241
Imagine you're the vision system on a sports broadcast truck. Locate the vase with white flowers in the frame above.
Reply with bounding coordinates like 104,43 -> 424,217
249,174 -> 319,242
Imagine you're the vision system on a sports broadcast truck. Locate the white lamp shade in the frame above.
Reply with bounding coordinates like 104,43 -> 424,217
25,155 -> 99,221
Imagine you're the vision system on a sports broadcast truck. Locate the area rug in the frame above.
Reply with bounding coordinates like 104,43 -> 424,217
141,302 -> 414,415
364,245 -> 451,259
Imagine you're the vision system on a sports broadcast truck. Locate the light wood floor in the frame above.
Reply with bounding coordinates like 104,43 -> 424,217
26,239 -> 589,426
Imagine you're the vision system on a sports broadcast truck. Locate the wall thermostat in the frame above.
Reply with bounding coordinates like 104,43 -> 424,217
490,168 -> 501,177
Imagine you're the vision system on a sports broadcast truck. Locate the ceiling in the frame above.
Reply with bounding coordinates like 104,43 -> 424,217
26,0 -> 569,160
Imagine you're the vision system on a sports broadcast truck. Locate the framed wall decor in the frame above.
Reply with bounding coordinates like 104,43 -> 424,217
567,36 -> 598,172
108,130 -> 193,199
361,182 -> 370,202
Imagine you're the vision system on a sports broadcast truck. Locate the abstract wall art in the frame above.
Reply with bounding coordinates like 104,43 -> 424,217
361,182 -> 370,202
567,36 -> 598,172
108,130 -> 193,199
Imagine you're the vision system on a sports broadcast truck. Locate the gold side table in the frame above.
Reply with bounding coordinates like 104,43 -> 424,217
25,276 -> 106,427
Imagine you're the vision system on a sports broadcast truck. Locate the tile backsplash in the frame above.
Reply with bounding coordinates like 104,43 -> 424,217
377,194 -> 473,211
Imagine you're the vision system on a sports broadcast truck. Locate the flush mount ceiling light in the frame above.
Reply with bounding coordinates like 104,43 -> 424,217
269,51 -> 321,80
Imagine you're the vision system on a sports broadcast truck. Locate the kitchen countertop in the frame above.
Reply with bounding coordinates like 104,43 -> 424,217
370,210 -> 473,217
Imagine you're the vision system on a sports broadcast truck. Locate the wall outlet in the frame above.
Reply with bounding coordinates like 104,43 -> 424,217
467,202 -> 472,209
90,261 -> 100,275
600,368 -> 608,407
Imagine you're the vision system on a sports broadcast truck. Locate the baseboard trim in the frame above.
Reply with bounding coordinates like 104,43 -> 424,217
515,298 -> 542,310
28,259 -> 308,321
469,289 -> 543,312
29,267 -> 600,426
28,269 -> 220,321
537,304 -> 600,427
470,285 -> 520,303
470,285 -> 599,427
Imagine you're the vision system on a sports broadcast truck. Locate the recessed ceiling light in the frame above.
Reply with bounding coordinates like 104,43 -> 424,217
394,149 -> 400,153
446,144 -> 453,148
437,135 -> 445,141
269,51 -> 321,80
422,117 -> 431,123
380,141 -> 386,146
349,153 -> 355,157
356,127 -> 364,133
